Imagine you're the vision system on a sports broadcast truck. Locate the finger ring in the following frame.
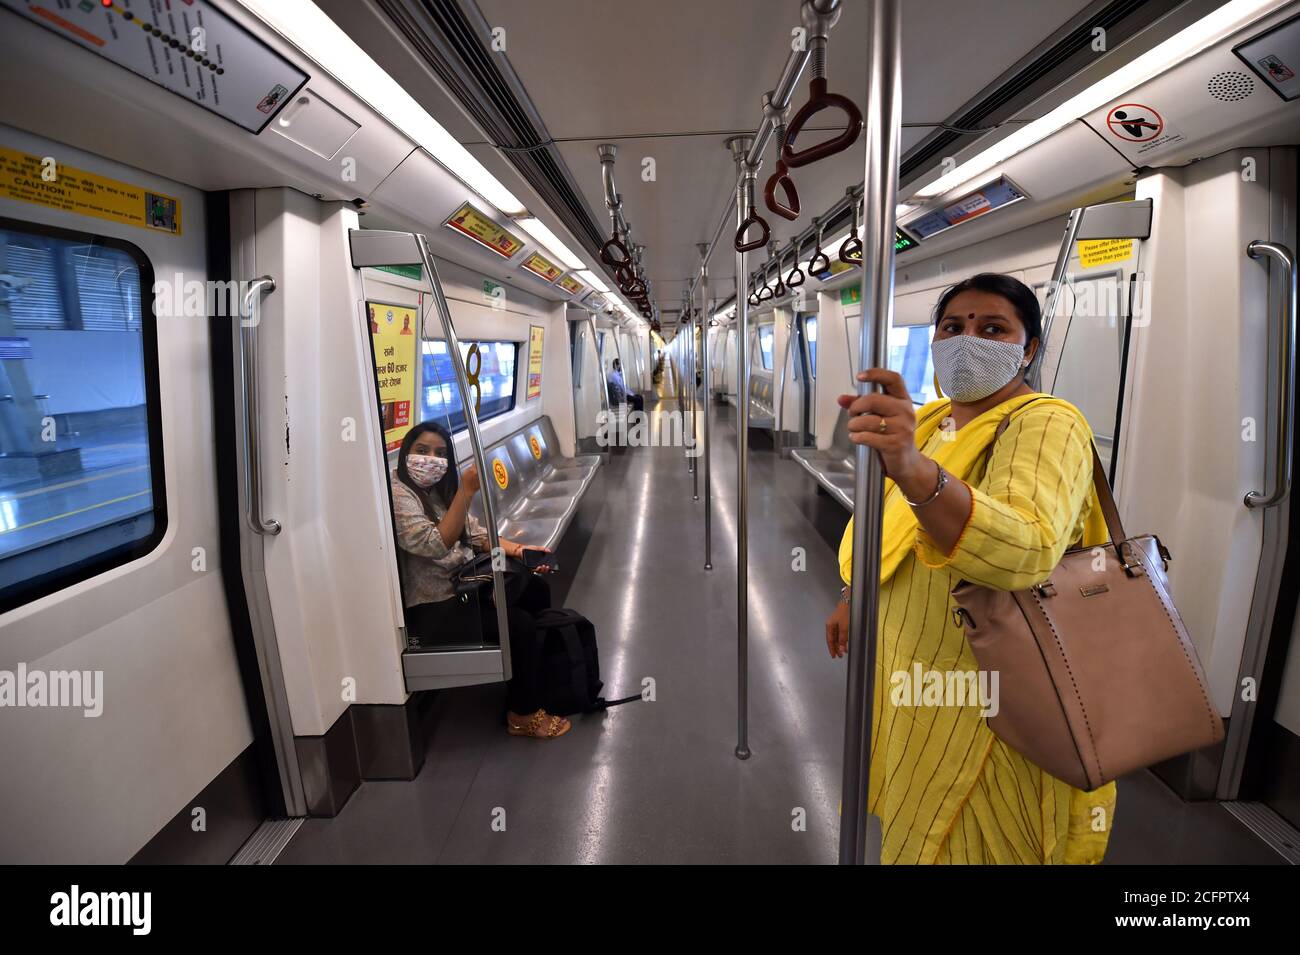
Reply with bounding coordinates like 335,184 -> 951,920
877,417 -> 888,433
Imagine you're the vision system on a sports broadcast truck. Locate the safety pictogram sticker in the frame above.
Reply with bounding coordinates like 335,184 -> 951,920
492,458 -> 509,489
1106,104 -> 1163,142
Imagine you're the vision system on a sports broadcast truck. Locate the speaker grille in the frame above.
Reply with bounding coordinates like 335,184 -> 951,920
1208,71 -> 1255,102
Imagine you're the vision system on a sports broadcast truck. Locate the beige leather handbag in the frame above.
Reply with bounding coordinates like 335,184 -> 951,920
950,412 -> 1224,791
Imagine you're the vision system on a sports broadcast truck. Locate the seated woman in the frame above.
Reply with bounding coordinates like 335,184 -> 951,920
391,420 -> 570,740
826,272 -> 1116,864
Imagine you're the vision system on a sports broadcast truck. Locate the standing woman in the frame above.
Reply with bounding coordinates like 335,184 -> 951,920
827,273 -> 1116,864
391,420 -> 570,740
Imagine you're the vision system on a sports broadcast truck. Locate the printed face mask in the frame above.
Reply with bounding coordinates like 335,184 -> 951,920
406,454 -> 449,487
931,334 -> 1029,402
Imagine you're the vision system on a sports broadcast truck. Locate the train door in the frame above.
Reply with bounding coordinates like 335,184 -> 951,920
1237,152 -> 1300,838
570,314 -> 606,454
0,127 -> 270,862
801,313 -> 818,442
1049,152 -> 1298,821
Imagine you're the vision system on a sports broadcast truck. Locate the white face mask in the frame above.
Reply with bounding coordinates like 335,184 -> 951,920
931,335 -> 1029,403
406,453 -> 449,488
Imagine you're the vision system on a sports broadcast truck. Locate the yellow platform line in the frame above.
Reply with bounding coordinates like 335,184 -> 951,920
1,490 -> 151,536
2,464 -> 148,501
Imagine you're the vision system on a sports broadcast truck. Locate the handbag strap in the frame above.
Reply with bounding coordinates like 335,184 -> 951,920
988,401 -> 1129,556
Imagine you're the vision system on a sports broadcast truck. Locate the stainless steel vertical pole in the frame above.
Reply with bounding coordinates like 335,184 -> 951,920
728,134 -> 755,761
699,243 -> 713,569
414,235 -> 513,674
690,309 -> 700,498
839,0 -> 901,866
684,295 -> 695,475
1029,206 -> 1083,391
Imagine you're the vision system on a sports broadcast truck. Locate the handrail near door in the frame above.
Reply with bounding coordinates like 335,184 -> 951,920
1244,240 -> 1296,509
348,229 -> 513,677
241,276 -> 281,536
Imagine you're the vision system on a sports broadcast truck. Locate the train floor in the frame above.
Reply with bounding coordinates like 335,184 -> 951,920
276,376 -> 1282,865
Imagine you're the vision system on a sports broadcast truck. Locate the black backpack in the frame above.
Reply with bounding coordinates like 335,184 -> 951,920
534,609 -> 641,716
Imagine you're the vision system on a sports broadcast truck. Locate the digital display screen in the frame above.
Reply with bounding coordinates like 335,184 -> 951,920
895,228 -> 918,253
906,176 -> 1027,241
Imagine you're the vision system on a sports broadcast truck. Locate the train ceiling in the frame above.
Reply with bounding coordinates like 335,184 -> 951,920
319,0 -> 1211,319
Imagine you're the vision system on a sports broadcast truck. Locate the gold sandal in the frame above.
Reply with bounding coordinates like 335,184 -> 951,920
507,709 -> 571,739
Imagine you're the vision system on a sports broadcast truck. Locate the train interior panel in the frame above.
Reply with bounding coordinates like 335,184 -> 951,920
1,0 -> 1299,909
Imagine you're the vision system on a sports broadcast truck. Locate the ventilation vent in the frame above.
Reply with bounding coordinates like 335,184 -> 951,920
1207,70 -> 1255,102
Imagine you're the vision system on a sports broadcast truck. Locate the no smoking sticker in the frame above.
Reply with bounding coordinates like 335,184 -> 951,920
1106,103 -> 1163,142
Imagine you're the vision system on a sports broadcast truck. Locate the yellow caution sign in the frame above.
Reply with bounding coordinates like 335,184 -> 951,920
1078,238 -> 1134,269
0,146 -> 181,235
492,457 -> 509,489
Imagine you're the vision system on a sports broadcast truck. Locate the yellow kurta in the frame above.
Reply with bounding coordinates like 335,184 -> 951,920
838,393 -> 1117,864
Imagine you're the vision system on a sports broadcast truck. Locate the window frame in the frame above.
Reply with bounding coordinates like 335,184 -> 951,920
419,337 -> 521,434
0,215 -> 168,615
757,324 -> 774,371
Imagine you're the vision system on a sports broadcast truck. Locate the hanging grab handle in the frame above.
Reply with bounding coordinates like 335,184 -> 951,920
807,216 -> 831,275
763,121 -> 800,221
764,162 -> 801,221
839,191 -> 863,264
781,77 -> 863,169
786,237 -> 806,288
601,235 -> 631,268
735,209 -> 770,252
735,175 -> 769,252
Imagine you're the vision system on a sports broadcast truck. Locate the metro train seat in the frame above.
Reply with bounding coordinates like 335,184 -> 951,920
748,375 -> 775,430
790,407 -> 854,509
468,416 -> 601,551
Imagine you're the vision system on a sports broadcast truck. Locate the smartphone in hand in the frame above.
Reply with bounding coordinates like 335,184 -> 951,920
520,548 -> 557,572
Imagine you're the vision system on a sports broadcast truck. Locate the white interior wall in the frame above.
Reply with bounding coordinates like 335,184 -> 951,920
0,130 -> 251,863
1114,149 -> 1276,714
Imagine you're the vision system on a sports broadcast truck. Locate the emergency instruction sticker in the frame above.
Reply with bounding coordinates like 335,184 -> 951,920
0,145 -> 181,235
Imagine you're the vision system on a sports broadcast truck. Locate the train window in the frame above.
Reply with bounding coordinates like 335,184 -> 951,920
805,317 -> 818,376
420,339 -> 518,432
758,325 -> 774,370
0,218 -> 165,613
889,324 -> 938,405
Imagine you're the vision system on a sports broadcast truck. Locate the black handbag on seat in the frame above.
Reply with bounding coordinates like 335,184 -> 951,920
451,552 -> 532,603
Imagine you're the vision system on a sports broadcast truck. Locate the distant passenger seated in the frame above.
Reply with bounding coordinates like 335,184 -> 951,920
606,358 -> 644,413
391,421 -> 571,739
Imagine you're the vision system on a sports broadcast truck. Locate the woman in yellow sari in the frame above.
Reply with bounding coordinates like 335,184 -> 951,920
826,273 -> 1116,864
